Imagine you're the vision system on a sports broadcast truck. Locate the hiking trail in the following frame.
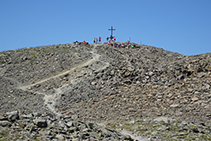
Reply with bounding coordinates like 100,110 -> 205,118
17,44 -> 109,116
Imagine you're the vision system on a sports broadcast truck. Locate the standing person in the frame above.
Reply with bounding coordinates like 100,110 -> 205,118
99,37 -> 101,43
113,37 -> 116,41
110,35 -> 113,40
106,37 -> 109,42
93,38 -> 95,43
96,38 -> 98,44
107,41 -> 110,45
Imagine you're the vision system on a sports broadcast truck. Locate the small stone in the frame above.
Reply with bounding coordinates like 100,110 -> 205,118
21,114 -> 33,119
192,128 -> 199,133
39,130 -> 50,135
66,121 -> 73,127
82,128 -> 89,132
34,119 -> 47,128
182,126 -> 189,131
191,96 -> 198,101
182,99 -> 188,103
55,134 -> 65,140
170,104 -> 179,108
0,121 -> 12,127
91,81 -> 96,85
154,117 -> 172,124
110,70 -> 115,75
149,71 -> 154,76
69,127 -> 77,133
124,135 -> 133,140
152,85 -> 158,89
0,115 -> 7,121
88,123 -> 94,129
188,88 -> 193,92
179,132 -> 187,136
177,74 -> 185,80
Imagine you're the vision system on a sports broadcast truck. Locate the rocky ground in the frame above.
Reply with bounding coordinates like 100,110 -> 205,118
0,42 -> 211,140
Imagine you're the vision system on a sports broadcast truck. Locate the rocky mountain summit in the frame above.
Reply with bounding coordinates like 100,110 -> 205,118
0,42 -> 211,140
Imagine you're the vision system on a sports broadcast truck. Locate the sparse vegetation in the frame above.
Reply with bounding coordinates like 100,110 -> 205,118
0,132 -> 8,138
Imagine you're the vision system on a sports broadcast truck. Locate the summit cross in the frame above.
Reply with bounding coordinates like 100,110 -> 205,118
108,26 -> 116,37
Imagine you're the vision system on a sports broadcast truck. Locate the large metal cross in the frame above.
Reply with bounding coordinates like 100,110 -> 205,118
108,26 -> 116,37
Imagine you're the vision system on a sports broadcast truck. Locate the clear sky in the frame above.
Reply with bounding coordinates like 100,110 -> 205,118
0,0 -> 210,55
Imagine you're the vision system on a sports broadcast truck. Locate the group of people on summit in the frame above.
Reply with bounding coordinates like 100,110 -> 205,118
93,36 -> 116,44
92,36 -> 135,48
74,38 -> 135,49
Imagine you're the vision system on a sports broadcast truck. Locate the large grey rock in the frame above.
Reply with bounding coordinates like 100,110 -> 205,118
0,120 -> 12,127
6,111 -> 19,122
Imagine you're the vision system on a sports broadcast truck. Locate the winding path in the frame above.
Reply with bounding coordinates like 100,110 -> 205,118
17,45 -> 109,116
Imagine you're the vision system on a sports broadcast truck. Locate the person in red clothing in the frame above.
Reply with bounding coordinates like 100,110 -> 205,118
113,37 -> 116,41
99,37 -> 101,43
107,41 -> 110,45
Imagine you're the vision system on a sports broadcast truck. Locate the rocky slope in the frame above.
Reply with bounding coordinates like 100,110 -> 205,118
0,42 -> 211,140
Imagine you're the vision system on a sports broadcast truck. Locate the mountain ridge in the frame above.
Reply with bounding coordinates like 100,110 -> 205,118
1,42 -> 211,140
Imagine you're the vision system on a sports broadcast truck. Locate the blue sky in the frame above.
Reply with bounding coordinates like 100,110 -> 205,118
0,0 -> 210,55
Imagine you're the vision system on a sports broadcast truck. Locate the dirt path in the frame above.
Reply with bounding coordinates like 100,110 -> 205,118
43,83 -> 70,117
19,51 -> 100,91
16,45 -> 108,117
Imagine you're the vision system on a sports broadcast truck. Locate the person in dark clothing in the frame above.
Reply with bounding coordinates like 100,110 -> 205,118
110,35 -> 113,40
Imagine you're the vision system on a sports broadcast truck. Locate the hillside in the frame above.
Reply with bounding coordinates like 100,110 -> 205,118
0,42 -> 211,140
